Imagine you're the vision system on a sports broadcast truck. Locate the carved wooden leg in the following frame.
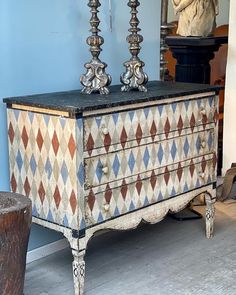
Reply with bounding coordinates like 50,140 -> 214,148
72,249 -> 86,295
205,192 -> 216,239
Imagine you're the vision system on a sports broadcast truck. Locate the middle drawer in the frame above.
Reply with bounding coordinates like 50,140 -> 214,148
85,128 -> 215,189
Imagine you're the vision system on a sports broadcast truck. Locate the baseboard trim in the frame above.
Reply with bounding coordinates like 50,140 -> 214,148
26,238 -> 68,264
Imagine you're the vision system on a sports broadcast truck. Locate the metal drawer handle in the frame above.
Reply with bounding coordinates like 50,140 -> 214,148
199,172 -> 205,180
103,203 -> 110,212
200,107 -> 206,116
101,126 -> 109,135
200,140 -> 206,149
102,166 -> 109,174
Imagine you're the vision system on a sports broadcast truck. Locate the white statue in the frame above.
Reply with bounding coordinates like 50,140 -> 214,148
172,0 -> 219,37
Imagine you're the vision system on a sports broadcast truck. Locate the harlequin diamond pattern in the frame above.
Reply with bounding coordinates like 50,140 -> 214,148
7,109 -> 84,230
85,129 -> 215,187
86,157 -> 215,225
84,96 -> 217,156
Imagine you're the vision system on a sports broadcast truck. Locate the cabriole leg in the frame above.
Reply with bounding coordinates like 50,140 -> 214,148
205,192 -> 216,239
72,249 -> 86,295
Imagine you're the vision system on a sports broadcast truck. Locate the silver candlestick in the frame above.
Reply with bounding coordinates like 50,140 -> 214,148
120,0 -> 148,92
80,0 -> 111,95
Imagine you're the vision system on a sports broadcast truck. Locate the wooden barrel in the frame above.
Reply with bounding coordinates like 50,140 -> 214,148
0,192 -> 32,295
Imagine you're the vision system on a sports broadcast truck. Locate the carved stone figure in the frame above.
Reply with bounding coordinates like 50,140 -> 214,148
172,0 -> 219,37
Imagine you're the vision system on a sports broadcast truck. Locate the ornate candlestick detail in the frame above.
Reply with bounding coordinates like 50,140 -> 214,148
80,0 -> 111,95
121,0 -> 148,92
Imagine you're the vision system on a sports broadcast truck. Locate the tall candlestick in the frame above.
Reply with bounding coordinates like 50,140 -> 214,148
120,0 -> 148,92
80,0 -> 111,95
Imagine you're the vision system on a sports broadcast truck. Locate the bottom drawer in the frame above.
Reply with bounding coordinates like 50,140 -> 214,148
85,157 -> 216,226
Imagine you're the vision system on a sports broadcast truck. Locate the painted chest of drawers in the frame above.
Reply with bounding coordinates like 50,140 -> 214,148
4,81 -> 220,295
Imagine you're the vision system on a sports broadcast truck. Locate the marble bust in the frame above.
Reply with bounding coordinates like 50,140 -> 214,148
172,0 -> 219,37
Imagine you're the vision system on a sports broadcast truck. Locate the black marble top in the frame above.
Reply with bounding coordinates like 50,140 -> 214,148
3,81 -> 222,115
166,36 -> 228,47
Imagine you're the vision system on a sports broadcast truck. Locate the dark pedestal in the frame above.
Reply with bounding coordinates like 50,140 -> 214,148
166,36 -> 228,84
0,192 -> 32,295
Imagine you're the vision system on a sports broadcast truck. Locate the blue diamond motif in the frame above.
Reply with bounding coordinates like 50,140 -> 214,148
171,187 -> 176,197
157,105 -> 164,115
32,204 -> 38,217
47,209 -> 54,222
113,155 -> 120,177
28,112 -> 34,124
195,179 -> 200,188
184,138 -> 190,156
80,218 -> 86,230
13,109 -> 20,120
112,113 -> 119,125
114,207 -> 120,216
97,212 -> 104,222
61,161 -> 69,184
197,99 -> 202,108
59,117 -> 66,129
16,150 -> 23,171
63,215 -> 69,227
207,175 -> 212,183
95,159 -> 103,183
129,201 -> 135,211
184,100 -> 190,110
144,196 -> 149,206
45,158 -> 52,179
183,183 -> 189,192
128,151 -> 135,173
143,147 -> 150,169
209,97 -> 214,107
171,141 -> 177,160
208,132 -> 213,149
95,117 -> 102,127
78,163 -> 84,186
171,102 -> 177,113
77,118 -> 83,131
144,108 -> 150,118
157,144 -> 164,164
30,155 -> 37,176
158,191 -> 163,201
196,136 -> 201,152
129,111 -> 135,122
43,114 -> 50,126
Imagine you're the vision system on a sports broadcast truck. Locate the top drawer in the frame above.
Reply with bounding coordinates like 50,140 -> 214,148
84,96 -> 217,155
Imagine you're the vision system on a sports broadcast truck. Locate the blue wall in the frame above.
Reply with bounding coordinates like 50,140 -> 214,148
0,0 -> 161,251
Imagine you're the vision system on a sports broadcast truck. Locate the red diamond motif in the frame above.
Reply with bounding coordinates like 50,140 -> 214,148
11,173 -> 17,192
136,175 -> 142,195
136,124 -> 143,145
201,156 -> 207,172
38,181 -> 46,204
150,121 -> 157,141
177,116 -> 184,135
121,179 -> 128,200
120,127 -> 128,149
214,110 -> 219,125
177,163 -> 183,181
68,134 -> 76,159
8,122 -> 15,144
53,185 -> 61,209
201,112 -> 208,125
190,113 -> 196,132
87,189 -> 95,211
150,170 -> 157,190
24,177 -> 31,196
164,118 -> 171,138
52,131 -> 59,156
105,184 -> 112,203
21,126 -> 29,149
104,133 -> 112,152
86,134 -> 94,156
36,129 -> 44,151
164,167 -> 170,184
70,190 -> 77,214
189,159 -> 195,177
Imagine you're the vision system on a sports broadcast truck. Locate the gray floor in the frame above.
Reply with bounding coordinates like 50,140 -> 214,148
24,202 -> 236,295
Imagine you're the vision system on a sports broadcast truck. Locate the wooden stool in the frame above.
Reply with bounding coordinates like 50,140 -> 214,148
0,192 -> 32,295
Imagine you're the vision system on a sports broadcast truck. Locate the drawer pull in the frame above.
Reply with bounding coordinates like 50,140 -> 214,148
103,203 -> 110,212
102,166 -> 109,174
200,107 -> 206,116
200,140 -> 206,149
199,172 -> 205,180
101,126 -> 109,135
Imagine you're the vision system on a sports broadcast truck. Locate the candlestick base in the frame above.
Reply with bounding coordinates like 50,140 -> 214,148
80,58 -> 111,95
121,59 -> 148,92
